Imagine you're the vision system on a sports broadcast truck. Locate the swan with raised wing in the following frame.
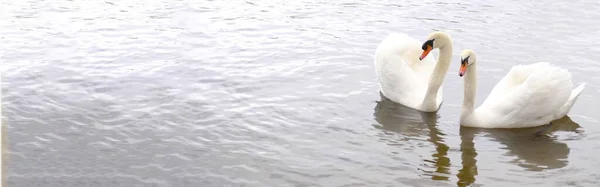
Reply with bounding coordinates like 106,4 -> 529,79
374,31 -> 453,112
456,49 -> 586,128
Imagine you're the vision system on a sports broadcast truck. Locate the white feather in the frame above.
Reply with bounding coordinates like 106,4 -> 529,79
460,50 -> 586,128
374,32 -> 452,112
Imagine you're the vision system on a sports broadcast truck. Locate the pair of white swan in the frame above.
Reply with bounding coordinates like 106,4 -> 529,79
374,31 -> 586,128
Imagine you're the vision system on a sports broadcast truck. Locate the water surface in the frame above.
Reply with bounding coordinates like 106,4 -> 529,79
2,0 -> 600,186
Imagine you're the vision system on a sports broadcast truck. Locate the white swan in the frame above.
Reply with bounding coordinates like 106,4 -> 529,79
458,49 -> 586,128
374,31 -> 453,112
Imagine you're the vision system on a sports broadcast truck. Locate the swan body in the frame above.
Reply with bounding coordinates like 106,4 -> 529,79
458,50 -> 586,128
374,32 -> 453,112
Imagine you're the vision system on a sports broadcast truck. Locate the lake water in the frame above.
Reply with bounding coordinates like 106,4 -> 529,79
2,0 -> 600,186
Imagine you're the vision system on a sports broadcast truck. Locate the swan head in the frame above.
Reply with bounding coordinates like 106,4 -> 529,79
419,31 -> 452,60
459,49 -> 476,77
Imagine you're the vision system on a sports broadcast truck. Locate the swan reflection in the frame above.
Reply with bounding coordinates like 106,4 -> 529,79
460,116 -> 581,170
372,93 -> 450,180
456,115 -> 581,186
373,93 -> 582,187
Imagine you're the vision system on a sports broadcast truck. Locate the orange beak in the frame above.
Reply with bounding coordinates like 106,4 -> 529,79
419,45 -> 432,61
459,63 -> 467,77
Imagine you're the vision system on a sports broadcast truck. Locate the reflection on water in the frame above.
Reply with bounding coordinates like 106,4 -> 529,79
372,93 -> 583,186
457,127 -> 477,187
372,93 -> 451,180
460,116 -> 581,171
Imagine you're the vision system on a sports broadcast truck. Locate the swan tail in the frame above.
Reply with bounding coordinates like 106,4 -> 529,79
556,82 -> 586,118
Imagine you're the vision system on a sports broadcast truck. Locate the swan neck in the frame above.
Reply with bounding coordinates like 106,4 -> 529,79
422,45 -> 453,107
462,63 -> 477,115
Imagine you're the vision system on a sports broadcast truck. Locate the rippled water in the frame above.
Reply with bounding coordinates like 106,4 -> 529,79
3,0 -> 600,186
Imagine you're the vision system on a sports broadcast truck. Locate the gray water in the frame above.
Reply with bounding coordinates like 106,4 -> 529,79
2,0 -> 600,186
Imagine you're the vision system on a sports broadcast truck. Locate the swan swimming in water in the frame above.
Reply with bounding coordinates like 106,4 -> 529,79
374,31 -> 453,112
455,49 -> 586,128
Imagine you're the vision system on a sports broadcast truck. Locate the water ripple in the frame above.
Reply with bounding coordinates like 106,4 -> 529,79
3,0 -> 600,186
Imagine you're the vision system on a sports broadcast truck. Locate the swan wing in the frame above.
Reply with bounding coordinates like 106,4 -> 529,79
478,62 -> 573,127
374,33 -> 436,105
480,63 -> 542,104
389,33 -> 437,78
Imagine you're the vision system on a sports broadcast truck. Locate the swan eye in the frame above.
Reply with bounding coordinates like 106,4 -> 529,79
461,56 -> 470,65
421,39 -> 435,50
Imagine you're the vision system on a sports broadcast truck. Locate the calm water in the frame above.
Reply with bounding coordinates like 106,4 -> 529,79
2,0 -> 600,186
